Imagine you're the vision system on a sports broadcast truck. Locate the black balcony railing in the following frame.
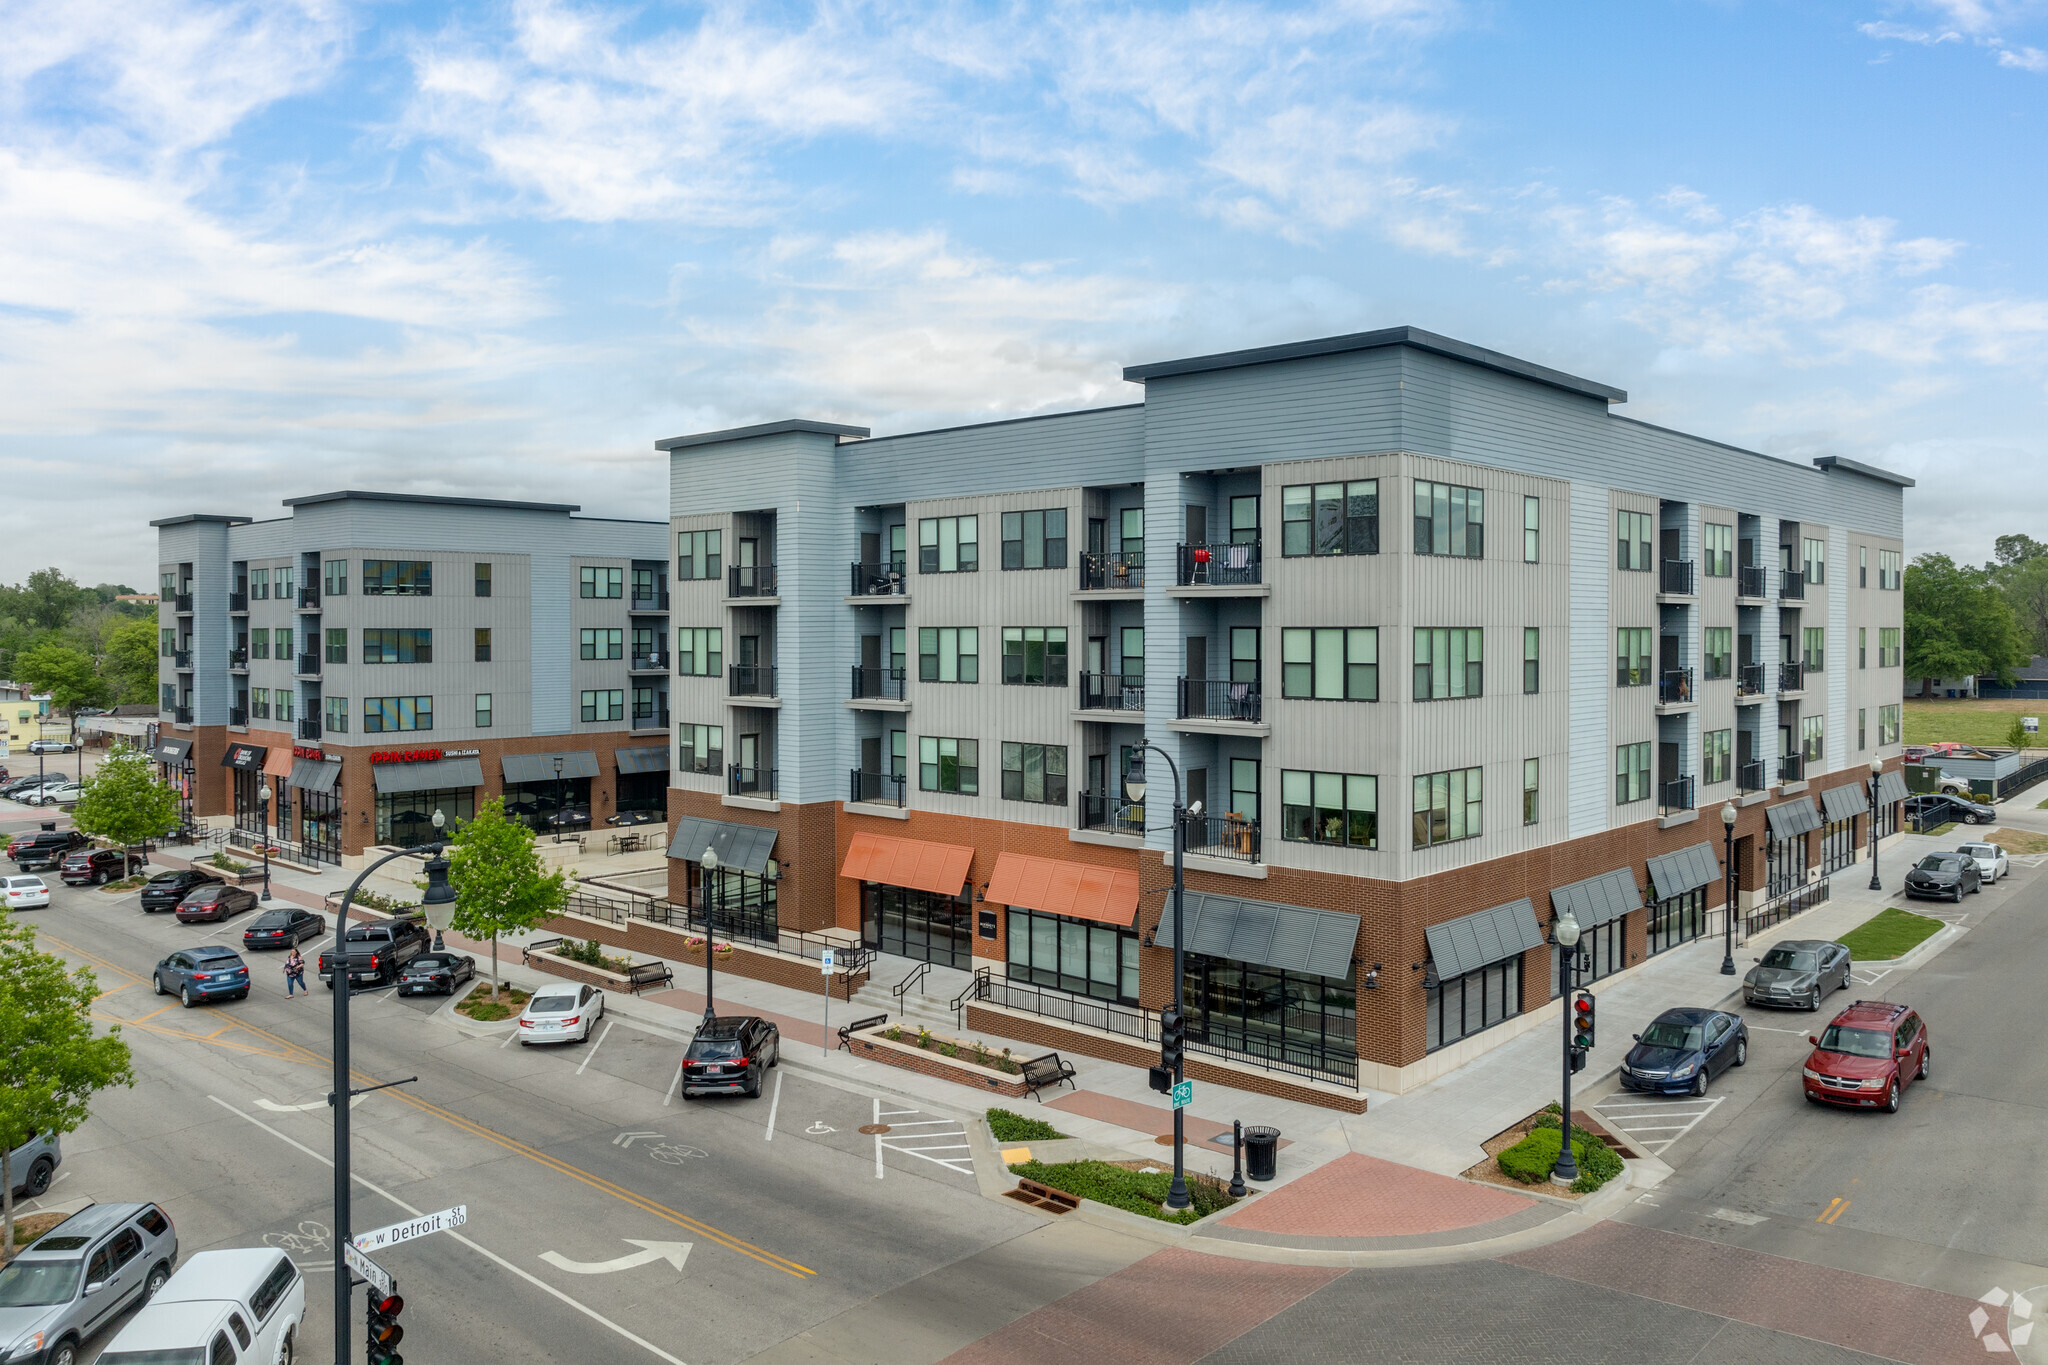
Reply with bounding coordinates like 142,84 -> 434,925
630,589 -> 670,612
229,707 -> 247,728
1178,677 -> 1262,722
728,764 -> 776,798
1659,775 -> 1695,814
172,650 -> 192,670
1079,553 -> 1144,591
1736,662 -> 1764,697
298,586 -> 319,609
851,665 -> 907,701
1779,660 -> 1805,692
850,561 -> 908,596
299,718 -> 322,741
1078,791 -> 1145,837
1659,668 -> 1693,704
728,565 -> 778,597
296,653 -> 321,675
631,707 -> 670,731
849,770 -> 907,807
1780,570 -> 1806,601
1737,564 -> 1767,597
228,648 -> 247,669
630,651 -> 670,672
729,664 -> 777,697
1779,752 -> 1805,783
1660,559 -> 1696,595
228,592 -> 248,612
1176,539 -> 1262,588
1738,759 -> 1765,793
172,705 -> 192,725
1079,671 -> 1144,711
1181,811 -> 1262,863
174,592 -> 193,612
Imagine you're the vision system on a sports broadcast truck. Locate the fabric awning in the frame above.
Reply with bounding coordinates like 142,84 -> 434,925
1646,843 -> 1722,901
1875,769 -> 1910,807
1821,783 -> 1871,823
1549,868 -> 1643,930
262,747 -> 295,779
372,756 -> 484,795
839,832 -> 974,898
221,742 -> 267,770
614,745 -> 670,775
1156,890 -> 1360,981
501,750 -> 600,784
289,757 -> 341,794
986,853 -> 1140,927
1767,796 -> 1823,840
1425,898 -> 1545,980
667,818 -> 778,876
152,738 -> 192,765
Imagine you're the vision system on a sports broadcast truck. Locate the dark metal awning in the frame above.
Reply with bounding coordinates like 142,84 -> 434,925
1875,769 -> 1910,807
1156,891 -> 1359,981
372,756 -> 484,795
1646,843 -> 1722,901
1821,783 -> 1870,824
152,738 -> 192,765
221,742 -> 267,770
1766,796 -> 1823,840
501,751 -> 600,785
667,818 -> 778,877
1424,898 -> 1545,980
613,746 -> 670,775
289,757 -> 342,794
1549,868 -> 1643,930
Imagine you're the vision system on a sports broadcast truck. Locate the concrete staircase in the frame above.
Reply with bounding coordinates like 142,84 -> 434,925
848,959 -> 977,1031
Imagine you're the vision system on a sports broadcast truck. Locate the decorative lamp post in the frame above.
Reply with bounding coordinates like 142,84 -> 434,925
1550,910 -> 1581,1185
423,809 -> 453,951
257,783 -> 273,902
700,847 -> 720,1023
1719,802 -> 1739,975
1126,741 -> 1193,1213
1867,757 -> 1885,892
552,755 -> 566,843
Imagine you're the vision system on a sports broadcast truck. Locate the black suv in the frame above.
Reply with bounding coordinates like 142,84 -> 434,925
9,829 -> 88,870
140,867 -> 225,913
318,918 -> 430,988
680,1016 -> 781,1099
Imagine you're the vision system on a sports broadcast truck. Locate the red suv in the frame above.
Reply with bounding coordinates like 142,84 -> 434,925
1803,1001 -> 1930,1113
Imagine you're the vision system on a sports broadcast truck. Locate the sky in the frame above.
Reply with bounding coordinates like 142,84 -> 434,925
3,0 -> 2046,584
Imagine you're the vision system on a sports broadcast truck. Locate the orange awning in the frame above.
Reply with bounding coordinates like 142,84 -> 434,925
985,852 -> 1140,927
262,747 -> 295,778
840,832 -> 974,897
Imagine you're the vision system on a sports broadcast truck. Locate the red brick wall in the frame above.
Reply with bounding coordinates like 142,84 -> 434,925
844,1030 -> 1029,1099
539,912 -> 869,997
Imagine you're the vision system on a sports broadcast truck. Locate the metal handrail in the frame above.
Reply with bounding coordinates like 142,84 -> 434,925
1780,570 -> 1806,601
1736,662 -> 1764,696
1659,668 -> 1693,704
950,965 -> 991,1012
1779,661 -> 1805,692
1738,564 -> 1767,597
850,561 -> 908,596
850,665 -> 907,701
1079,553 -> 1144,591
1178,677 -> 1262,722
1176,539 -> 1262,588
1660,558 -> 1695,595
1079,672 -> 1144,711
892,960 -> 932,1005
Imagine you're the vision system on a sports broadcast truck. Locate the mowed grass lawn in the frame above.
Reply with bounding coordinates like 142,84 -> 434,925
1904,698 -> 2048,748
1839,908 -> 1946,960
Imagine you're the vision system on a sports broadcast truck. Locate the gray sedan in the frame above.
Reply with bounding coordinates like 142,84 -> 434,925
1743,939 -> 1852,1010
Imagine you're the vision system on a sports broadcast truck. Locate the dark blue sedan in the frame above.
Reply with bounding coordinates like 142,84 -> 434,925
1618,1007 -> 1748,1096
153,945 -> 251,1007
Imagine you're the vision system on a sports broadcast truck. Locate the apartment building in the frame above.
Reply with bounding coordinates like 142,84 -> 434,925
658,327 -> 1909,1103
151,492 -> 670,865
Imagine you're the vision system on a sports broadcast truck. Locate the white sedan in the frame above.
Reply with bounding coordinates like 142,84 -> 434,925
23,783 -> 82,806
1956,841 -> 2011,884
3,875 -> 50,909
516,983 -> 605,1044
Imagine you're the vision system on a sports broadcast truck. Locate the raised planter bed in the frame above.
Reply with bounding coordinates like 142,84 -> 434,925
537,913 -> 868,998
843,1023 -> 1031,1099
521,945 -> 640,993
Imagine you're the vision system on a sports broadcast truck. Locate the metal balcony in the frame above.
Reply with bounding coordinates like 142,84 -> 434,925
1660,559 -> 1696,595
850,561 -> 908,597
630,589 -> 670,613
728,565 -> 778,597
1779,753 -> 1805,783
1659,775 -> 1696,815
630,651 -> 670,672
1779,661 -> 1805,693
171,705 -> 192,725
228,592 -> 248,613
298,587 -> 320,609
1737,564 -> 1767,598
727,764 -> 776,799
1659,668 -> 1694,704
296,653 -> 321,676
1737,760 -> 1765,794
172,650 -> 192,670
228,648 -> 247,670
1736,662 -> 1764,697
851,665 -> 907,701
1078,791 -> 1144,837
630,707 -> 670,731
729,665 -> 777,698
850,770 -> 906,807
1079,553 -> 1144,591
1181,811 -> 1261,863
1079,671 -> 1144,712
1176,540 -> 1262,589
229,707 -> 247,728
299,718 -> 322,741
174,593 -> 192,613
1780,570 -> 1806,601
1178,677 -> 1261,723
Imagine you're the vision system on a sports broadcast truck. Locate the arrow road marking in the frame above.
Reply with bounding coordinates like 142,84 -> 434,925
541,1240 -> 693,1276
257,1096 -> 364,1113
614,1131 -> 662,1148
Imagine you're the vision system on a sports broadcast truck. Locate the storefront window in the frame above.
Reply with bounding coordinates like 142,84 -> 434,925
1821,817 -> 1856,875
1005,908 -> 1138,1004
861,882 -> 972,967
374,787 -> 476,846
1183,954 -> 1357,1078
299,788 -> 342,866
1550,917 -> 1625,998
1766,833 -> 1807,899
616,772 -> 667,816
1647,886 -> 1706,956
502,778 -> 591,834
232,770 -> 262,840
1424,957 -> 1520,1053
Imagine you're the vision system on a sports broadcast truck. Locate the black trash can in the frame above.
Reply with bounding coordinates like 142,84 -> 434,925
1243,1125 -> 1281,1182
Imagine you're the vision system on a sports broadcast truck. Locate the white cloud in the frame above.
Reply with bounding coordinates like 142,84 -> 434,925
1858,2 -> 2048,69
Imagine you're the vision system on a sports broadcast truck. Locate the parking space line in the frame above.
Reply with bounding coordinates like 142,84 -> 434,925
1591,1093 -> 1724,1156
764,1072 -> 781,1140
575,1020 -> 615,1075
664,1064 -> 681,1107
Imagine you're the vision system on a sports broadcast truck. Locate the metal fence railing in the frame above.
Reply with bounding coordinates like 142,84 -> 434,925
851,665 -> 907,701
1178,677 -> 1262,722
1078,553 -> 1144,591
849,561 -> 908,596
849,770 -> 906,806
1738,564 -> 1767,597
1078,791 -> 1145,837
1660,558 -> 1695,595
1746,877 -> 1830,936
1659,668 -> 1693,704
1736,662 -> 1765,698
1078,672 -> 1144,712
1176,540 -> 1262,588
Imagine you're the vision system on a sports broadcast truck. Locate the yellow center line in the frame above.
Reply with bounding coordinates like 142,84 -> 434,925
1817,1197 -> 1850,1224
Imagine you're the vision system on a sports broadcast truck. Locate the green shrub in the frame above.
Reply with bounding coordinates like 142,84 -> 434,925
1497,1125 -> 1625,1193
986,1107 -> 1070,1142
1007,1159 -> 1235,1225
207,852 -> 251,874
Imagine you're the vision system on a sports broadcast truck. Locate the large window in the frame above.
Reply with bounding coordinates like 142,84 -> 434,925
1001,509 -> 1067,569
1120,626 -> 1144,683
680,723 -> 723,773
918,516 -> 978,573
250,568 -> 269,600
1412,766 -> 1482,848
1413,627 -> 1482,700
324,629 -> 347,664
1280,770 -> 1376,848
1802,715 -> 1825,762
862,883 -> 971,969
1424,957 -> 1521,1053
1804,537 -> 1827,584
678,530 -> 722,580
1119,507 -> 1144,567
324,559 -> 347,597
276,690 -> 294,723
1184,954 -> 1358,1079
250,687 -> 270,720
1414,481 -> 1483,558
375,787 -> 474,847
1767,832 -> 1808,899
1002,628 -> 1068,685
1000,742 -> 1067,804
1550,916 -> 1627,995
1704,728 -> 1731,784
1704,627 -> 1731,680
581,566 -> 623,599
274,627 -> 293,660
1615,741 -> 1651,804
920,627 -> 979,683
1879,549 -> 1901,590
1879,627 -> 1900,667
364,696 -> 432,732
1616,510 -> 1652,571
1007,907 -> 1138,1005
250,629 -> 269,660
475,562 -> 491,597
580,628 -> 624,661
1523,628 -> 1539,693
919,736 -> 979,794
276,566 -> 294,600
1647,886 -> 1706,956
1704,523 -> 1733,576
1879,704 -> 1901,746
1803,626 -> 1825,672
1523,496 -> 1539,563
1282,480 -> 1378,556
1281,628 -> 1376,701
581,690 -> 625,723
475,628 -> 491,662
677,627 -> 722,676
362,628 -> 432,664
362,560 -> 432,596
1616,628 -> 1652,686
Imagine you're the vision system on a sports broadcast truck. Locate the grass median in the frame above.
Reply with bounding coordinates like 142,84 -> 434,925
1838,908 -> 1945,961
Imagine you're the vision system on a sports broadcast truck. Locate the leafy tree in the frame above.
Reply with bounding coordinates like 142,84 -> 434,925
1989,551 -> 2048,657
2009,717 -> 2031,751
98,617 -> 162,706
15,641 -> 103,715
19,570 -> 88,633
1903,553 -> 2030,696
0,912 -> 136,1257
72,742 -> 181,851
445,798 -> 569,1000
1992,534 -> 2048,568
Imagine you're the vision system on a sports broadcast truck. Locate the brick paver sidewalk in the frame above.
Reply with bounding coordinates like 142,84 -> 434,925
1218,1151 -> 1534,1237
1045,1089 -> 1292,1151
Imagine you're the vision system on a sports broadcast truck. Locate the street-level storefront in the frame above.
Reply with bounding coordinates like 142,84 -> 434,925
261,747 -> 294,841
370,750 -> 482,845
1820,784 -> 1869,876
1422,897 -> 1545,1055
1547,867 -> 1640,995
289,752 -> 344,865
1765,796 -> 1822,899
223,742 -> 267,840
988,852 -> 1141,1006
1645,842 -> 1721,957
502,751 -> 599,834
666,816 -> 779,944
1874,768 -> 1909,839
614,744 -> 670,817
841,831 -> 975,968
150,738 -> 194,826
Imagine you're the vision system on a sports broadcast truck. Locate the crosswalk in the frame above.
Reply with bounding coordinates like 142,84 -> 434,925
1588,1092 -> 1723,1157
871,1099 -> 974,1178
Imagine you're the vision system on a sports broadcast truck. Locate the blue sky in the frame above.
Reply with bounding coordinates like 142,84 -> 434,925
3,0 -> 2045,581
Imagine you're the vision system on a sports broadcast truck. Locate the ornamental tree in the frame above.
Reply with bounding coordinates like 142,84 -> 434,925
446,798 -> 569,999
71,742 -> 181,852
15,641 -> 103,717
1904,553 -> 2030,696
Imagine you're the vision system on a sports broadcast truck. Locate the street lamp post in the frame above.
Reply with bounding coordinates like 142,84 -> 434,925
1719,802 -> 1738,975
332,841 -> 454,1365
424,809 -> 450,951
1550,910 -> 1581,1185
699,847 -> 720,1023
1867,757 -> 1885,892
552,755 -> 565,843
1126,741 -> 1193,1213
257,783 -> 273,902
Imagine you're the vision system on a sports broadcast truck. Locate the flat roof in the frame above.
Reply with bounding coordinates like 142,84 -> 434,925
1813,455 -> 1916,489
148,514 -> 252,528
852,403 -> 1144,446
282,490 -> 580,514
1122,325 -> 1629,404
656,419 -> 870,452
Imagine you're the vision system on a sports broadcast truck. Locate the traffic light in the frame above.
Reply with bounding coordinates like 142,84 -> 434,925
1572,991 -> 1596,1051
1148,1065 -> 1172,1094
1570,1045 -> 1587,1074
1159,1006 -> 1185,1072
367,1291 -> 405,1365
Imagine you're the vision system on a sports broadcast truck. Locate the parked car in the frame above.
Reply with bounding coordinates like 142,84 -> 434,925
1955,840 -> 2011,884
1903,851 -> 1981,902
25,739 -> 76,755
397,951 -> 476,996
679,1015 -> 780,1098
317,918 -> 430,989
10,831 -> 87,870
98,1247 -> 301,1365
1618,1007 -> 1748,1097
241,907 -> 324,950
152,945 -> 250,1006
8,1131 -> 61,1199
1803,1000 -> 1930,1112
1743,939 -> 1852,1011
22,784 -> 82,807
516,983 -> 606,1044
139,868 -> 224,913
1903,792 -> 1996,827
0,1201 -> 178,1365
605,810 -> 659,826
2,875 -> 51,911
174,883 -> 259,924
58,848 -> 144,886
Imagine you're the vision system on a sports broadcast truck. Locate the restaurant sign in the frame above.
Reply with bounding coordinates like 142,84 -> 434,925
293,745 -> 324,761
369,747 -> 482,765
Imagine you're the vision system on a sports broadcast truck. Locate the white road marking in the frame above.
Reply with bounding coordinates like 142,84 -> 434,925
663,1065 -> 681,1107
575,1019 -> 615,1075
501,1028 -> 522,1049
207,1095 -> 691,1365
1591,1093 -> 1724,1156
1709,1208 -> 1768,1226
1746,1025 -> 1811,1034
256,1095 -> 363,1113
764,1073 -> 781,1140
873,1098 -> 884,1180
614,1132 -> 661,1149
540,1240 -> 692,1275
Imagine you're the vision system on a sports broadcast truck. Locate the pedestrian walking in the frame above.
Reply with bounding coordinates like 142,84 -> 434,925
284,947 -> 307,997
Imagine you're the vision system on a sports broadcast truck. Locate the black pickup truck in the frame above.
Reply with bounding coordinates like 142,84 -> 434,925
318,917 -> 431,989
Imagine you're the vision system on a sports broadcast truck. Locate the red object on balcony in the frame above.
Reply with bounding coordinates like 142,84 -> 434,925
1193,547 -> 1211,563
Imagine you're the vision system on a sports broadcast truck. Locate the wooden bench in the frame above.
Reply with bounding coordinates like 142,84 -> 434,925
521,937 -> 565,966
1020,1052 -> 1077,1101
837,1014 -> 888,1051
624,961 -> 673,994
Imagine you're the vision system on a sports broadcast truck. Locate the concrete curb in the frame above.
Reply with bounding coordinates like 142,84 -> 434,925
1863,919 -> 1967,973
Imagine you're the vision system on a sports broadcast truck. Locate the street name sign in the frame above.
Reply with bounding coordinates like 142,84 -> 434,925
343,1243 -> 393,1299
1170,1080 -> 1194,1110
353,1205 -> 467,1253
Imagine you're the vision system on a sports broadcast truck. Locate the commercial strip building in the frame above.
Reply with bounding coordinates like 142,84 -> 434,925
657,326 -> 1912,1102
151,492 -> 671,865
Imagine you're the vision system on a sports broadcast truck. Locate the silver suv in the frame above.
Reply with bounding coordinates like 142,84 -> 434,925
0,1202 -> 179,1365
